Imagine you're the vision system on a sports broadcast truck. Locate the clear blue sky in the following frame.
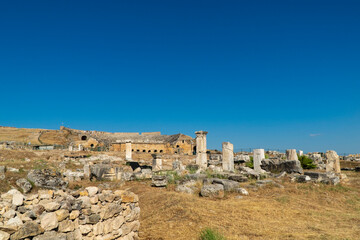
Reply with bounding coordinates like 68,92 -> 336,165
1,0 -> 359,154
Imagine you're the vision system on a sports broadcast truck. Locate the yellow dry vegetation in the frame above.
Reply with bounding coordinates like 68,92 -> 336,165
126,172 -> 360,240
0,127 -> 43,144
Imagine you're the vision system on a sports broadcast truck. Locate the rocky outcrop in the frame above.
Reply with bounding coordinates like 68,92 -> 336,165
27,169 -> 68,190
0,187 -> 140,240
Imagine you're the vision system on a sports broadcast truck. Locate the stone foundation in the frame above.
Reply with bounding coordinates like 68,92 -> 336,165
0,187 -> 140,240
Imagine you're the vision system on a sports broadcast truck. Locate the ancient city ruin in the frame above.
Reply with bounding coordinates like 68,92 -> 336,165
0,126 -> 359,239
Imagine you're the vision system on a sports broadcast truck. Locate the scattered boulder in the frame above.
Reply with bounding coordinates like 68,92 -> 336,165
27,169 -> 68,190
15,179 -> 32,194
175,180 -> 198,194
297,175 -> 311,183
212,179 -> 240,191
304,172 -> 340,185
235,188 -> 249,196
261,159 -> 303,174
200,184 -> 224,198
228,174 -> 248,182
152,175 -> 167,187
238,167 -> 261,179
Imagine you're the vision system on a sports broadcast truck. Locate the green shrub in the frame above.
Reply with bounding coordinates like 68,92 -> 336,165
186,165 -> 198,174
245,156 -> 254,168
298,155 -> 317,169
199,228 -> 226,240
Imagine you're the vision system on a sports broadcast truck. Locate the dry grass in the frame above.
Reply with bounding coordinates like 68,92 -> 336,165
125,171 -> 360,240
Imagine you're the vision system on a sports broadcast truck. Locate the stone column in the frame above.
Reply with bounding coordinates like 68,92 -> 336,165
195,131 -> 208,169
84,164 -> 90,178
152,154 -> 162,172
299,150 -> 304,156
125,140 -> 132,161
222,142 -> 234,172
286,149 -> 298,161
253,149 -> 265,173
325,150 -> 341,174
78,144 -> 83,151
68,146 -> 73,151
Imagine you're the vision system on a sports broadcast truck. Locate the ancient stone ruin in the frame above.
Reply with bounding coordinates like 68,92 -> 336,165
0,187 -> 140,240
195,131 -> 208,169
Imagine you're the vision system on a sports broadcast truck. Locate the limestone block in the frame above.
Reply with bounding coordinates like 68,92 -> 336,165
40,212 -> 58,231
12,193 -> 24,207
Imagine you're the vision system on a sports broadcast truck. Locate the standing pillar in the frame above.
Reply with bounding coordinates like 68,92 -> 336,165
298,150 -> 304,156
325,150 -> 341,175
222,142 -> 234,172
286,149 -> 298,161
195,131 -> 208,169
125,140 -> 132,161
152,154 -> 162,172
84,163 -> 90,178
253,149 -> 265,173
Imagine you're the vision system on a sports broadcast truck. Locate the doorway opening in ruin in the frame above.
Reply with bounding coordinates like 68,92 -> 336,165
160,150 -> 163,153
148,150 -> 151,153
81,136 -> 87,141
90,144 -> 94,148
154,150 -> 157,153
193,146 -> 196,155
143,150 -> 146,152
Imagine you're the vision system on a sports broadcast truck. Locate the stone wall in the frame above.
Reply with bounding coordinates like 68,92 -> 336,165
0,187 -> 140,240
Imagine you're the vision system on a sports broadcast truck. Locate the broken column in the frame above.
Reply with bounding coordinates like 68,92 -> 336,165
152,154 -> 162,172
298,150 -> 304,156
253,149 -> 265,173
222,142 -> 234,172
325,150 -> 341,175
125,140 -> 132,161
84,163 -> 90,178
286,149 -> 298,160
195,131 -> 208,169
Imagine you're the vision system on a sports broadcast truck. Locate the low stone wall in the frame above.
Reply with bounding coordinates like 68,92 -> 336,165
0,187 -> 140,240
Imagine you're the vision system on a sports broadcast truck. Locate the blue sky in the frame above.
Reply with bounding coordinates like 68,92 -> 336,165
1,0 -> 359,154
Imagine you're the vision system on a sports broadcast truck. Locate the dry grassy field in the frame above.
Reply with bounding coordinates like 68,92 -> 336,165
126,171 -> 360,240
0,149 -> 359,240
